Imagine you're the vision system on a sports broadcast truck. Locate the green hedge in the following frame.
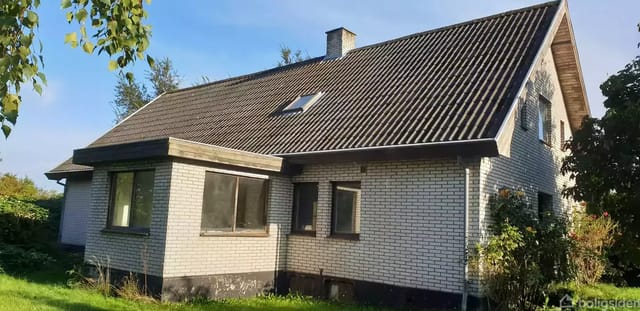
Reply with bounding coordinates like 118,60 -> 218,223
0,196 -> 49,245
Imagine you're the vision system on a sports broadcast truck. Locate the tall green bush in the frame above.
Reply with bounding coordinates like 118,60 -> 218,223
0,197 -> 49,244
475,189 -> 571,311
569,209 -> 617,285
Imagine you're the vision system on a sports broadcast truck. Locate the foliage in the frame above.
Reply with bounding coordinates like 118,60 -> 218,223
0,196 -> 48,244
0,242 -> 54,272
561,56 -> 640,278
551,282 -> 640,301
277,45 -> 310,66
0,0 -> 153,137
0,173 -> 38,199
475,189 -> 571,311
112,57 -> 180,122
569,209 -> 618,285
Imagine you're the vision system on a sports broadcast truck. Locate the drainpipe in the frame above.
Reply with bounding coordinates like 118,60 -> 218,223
458,157 -> 470,311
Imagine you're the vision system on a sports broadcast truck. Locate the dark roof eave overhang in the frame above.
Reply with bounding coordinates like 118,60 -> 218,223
73,137 -> 289,175
276,138 -> 499,164
44,169 -> 93,181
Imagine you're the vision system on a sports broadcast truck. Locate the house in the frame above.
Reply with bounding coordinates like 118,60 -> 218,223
45,0 -> 589,309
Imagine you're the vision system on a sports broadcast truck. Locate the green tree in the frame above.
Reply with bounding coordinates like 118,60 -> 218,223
561,56 -> 640,279
0,0 -> 153,137
0,173 -> 39,199
112,57 -> 180,122
277,45 -> 309,66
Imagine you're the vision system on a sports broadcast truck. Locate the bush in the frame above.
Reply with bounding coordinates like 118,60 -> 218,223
475,188 -> 571,311
569,209 -> 617,285
0,243 -> 55,272
0,197 -> 49,245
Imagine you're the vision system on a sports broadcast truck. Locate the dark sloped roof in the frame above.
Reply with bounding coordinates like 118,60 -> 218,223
45,158 -> 93,180
90,1 -> 558,155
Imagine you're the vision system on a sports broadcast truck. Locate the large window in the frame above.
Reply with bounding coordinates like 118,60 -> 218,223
201,171 -> 268,234
331,182 -> 361,237
538,96 -> 552,144
108,170 -> 155,232
291,183 -> 318,234
538,192 -> 553,221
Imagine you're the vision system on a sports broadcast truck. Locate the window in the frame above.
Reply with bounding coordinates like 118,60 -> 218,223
331,182 -> 361,237
520,99 -> 529,130
560,120 -> 566,150
201,172 -> 268,234
291,183 -> 318,234
538,96 -> 552,144
538,192 -> 553,221
108,170 -> 155,232
283,92 -> 323,113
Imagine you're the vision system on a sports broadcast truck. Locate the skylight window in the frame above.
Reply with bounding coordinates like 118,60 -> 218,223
283,92 -> 323,113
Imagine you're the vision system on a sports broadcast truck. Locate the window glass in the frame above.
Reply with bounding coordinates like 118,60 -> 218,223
538,96 -> 552,144
130,170 -> 154,229
201,172 -> 268,233
236,176 -> 267,231
333,182 -> 361,234
292,183 -> 318,232
111,172 -> 134,227
201,172 -> 236,232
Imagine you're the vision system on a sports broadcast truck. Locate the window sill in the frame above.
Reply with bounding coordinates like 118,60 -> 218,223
289,231 -> 316,237
101,228 -> 150,236
328,233 -> 360,241
200,231 -> 269,237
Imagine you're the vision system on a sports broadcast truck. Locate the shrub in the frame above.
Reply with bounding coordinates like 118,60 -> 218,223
0,197 -> 49,245
475,188 -> 571,311
0,243 -> 55,272
569,210 -> 617,285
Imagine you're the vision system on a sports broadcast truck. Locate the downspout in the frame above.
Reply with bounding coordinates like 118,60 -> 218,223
458,157 -> 470,311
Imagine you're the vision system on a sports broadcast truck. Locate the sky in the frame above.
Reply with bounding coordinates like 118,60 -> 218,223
0,0 -> 638,191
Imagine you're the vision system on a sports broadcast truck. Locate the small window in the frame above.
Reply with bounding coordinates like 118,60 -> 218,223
560,120 -> 566,150
283,92 -> 323,113
520,99 -> 529,130
538,96 -> 552,145
538,192 -> 553,221
108,170 -> 155,232
291,183 -> 318,234
331,182 -> 361,237
201,172 -> 268,234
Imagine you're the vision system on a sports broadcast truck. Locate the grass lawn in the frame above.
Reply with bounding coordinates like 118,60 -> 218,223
0,255 -> 389,311
550,282 -> 640,311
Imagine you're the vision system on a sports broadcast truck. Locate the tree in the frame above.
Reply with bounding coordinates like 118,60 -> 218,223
0,0 -> 153,137
277,45 -> 309,66
561,55 -> 640,281
0,173 -> 39,199
112,57 -> 180,122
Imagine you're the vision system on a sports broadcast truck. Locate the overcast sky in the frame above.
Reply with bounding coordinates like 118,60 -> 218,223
1,0 -> 638,190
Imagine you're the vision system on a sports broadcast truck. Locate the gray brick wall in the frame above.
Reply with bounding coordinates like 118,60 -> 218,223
84,160 -> 172,277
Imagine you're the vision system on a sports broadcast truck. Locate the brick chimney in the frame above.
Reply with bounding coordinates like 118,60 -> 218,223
325,27 -> 356,60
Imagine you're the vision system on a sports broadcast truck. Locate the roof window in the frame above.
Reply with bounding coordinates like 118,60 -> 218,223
283,92 -> 323,113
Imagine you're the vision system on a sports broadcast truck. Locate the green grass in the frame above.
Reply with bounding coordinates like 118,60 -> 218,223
0,267 -> 389,311
549,282 -> 640,311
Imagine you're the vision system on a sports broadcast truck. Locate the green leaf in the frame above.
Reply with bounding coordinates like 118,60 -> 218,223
64,32 -> 78,48
33,83 -> 42,95
146,55 -> 155,67
61,0 -> 72,9
66,11 -> 73,23
75,8 -> 88,23
82,41 -> 94,54
36,72 -> 47,85
2,125 -> 11,138
26,11 -> 38,25
125,72 -> 134,82
108,60 -> 118,71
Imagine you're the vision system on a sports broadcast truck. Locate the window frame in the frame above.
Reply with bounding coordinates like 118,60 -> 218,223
200,171 -> 270,237
105,169 -> 155,234
330,181 -> 361,240
537,192 -> 553,221
290,182 -> 319,237
538,95 -> 552,146
282,92 -> 323,113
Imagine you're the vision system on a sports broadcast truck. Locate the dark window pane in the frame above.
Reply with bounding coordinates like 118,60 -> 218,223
111,172 -> 134,227
236,176 -> 267,231
201,173 -> 236,232
333,182 -> 361,234
538,192 -> 553,221
293,183 -> 318,232
130,170 -> 155,229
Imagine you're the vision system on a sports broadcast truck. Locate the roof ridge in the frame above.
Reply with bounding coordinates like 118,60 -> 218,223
166,0 -> 559,96
347,0 -> 560,54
